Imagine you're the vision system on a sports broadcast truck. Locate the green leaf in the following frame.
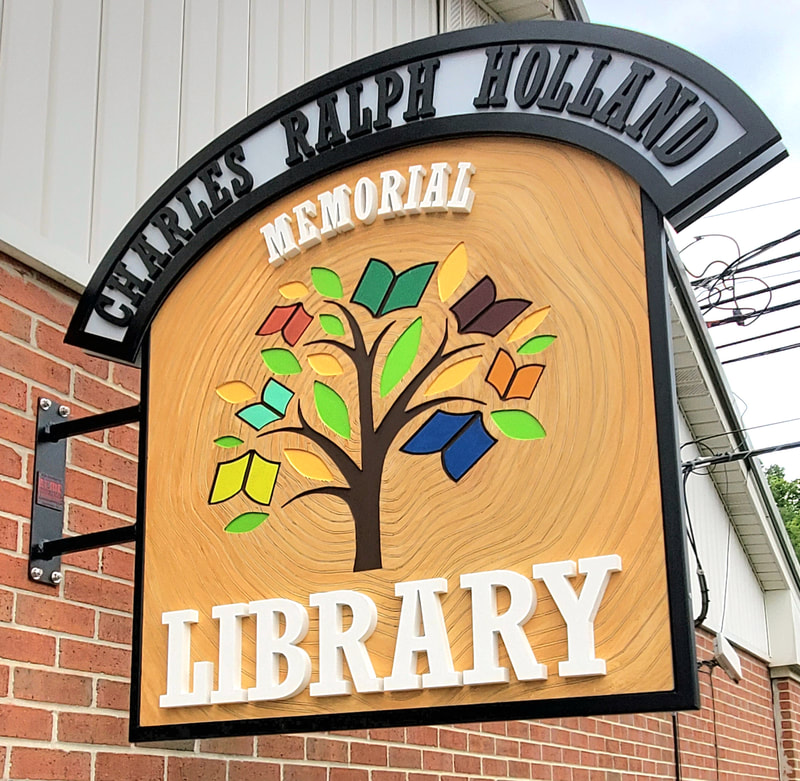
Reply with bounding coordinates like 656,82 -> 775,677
261,348 -> 302,374
380,317 -> 423,397
319,313 -> 345,336
214,436 -> 244,448
490,410 -> 546,440
517,335 -> 556,355
224,512 -> 269,533
313,382 -> 351,439
311,267 -> 344,299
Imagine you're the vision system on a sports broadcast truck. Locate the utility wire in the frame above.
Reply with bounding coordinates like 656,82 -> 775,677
706,295 -> 800,326
702,194 -> 800,218
716,323 -> 800,349
721,340 -> 800,365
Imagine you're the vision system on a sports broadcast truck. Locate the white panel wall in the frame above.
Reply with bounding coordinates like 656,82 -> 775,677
0,0 -> 438,289
679,414 -> 770,658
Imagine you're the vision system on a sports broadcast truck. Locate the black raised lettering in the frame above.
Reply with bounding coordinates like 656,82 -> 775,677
374,71 -> 404,130
106,264 -> 152,309
280,110 -> 316,165
151,206 -> 193,255
346,82 -> 372,139
224,144 -> 254,197
513,45 -> 550,109
566,49 -> 611,117
315,93 -> 347,153
625,77 -> 698,149
176,187 -> 213,232
537,45 -> 578,112
198,162 -> 233,216
593,61 -> 654,131
653,103 -> 718,165
129,234 -> 169,277
473,45 -> 520,109
403,58 -> 440,121
94,294 -> 133,327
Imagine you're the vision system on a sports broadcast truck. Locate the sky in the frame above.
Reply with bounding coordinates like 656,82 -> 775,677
587,0 -> 800,478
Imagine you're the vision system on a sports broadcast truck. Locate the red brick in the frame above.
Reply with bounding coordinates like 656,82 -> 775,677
74,372 -> 136,412
36,321 -> 109,378
228,761 -> 280,781
330,770 -> 369,781
0,515 -> 17,549
509,759 -> 532,778
0,261 -> 76,325
10,746 -> 90,780
350,741 -> 387,765
62,546 -> 100,572
60,638 -> 130,676
439,728 -> 468,750
97,678 -> 130,710
167,756 -> 226,781
0,298 -> 32,339
424,750 -> 454,771
107,481 -> 137,517
284,767 -> 327,781
0,703 -> 52,740
0,479 -> 32,516
58,712 -> 128,746
0,406 -> 33,447
108,423 -> 139,456
0,550 -> 58,594
482,721 -> 508,735
68,504 -> 133,535
483,757 -> 509,777
307,736 -> 348,762
0,663 -> 8,696
98,611 -> 132,643
469,732 -> 494,753
65,468 -> 103,505
64,570 -> 133,611
0,371 -> 27,409
0,586 -> 12,620
0,442 -> 23,478
0,336 -> 71,392
70,439 -> 137,485
407,725 -> 439,746
0,625 -> 56,664
96,753 -> 164,781
257,734 -> 305,759
370,726 -> 406,741
14,668 -> 93,706
389,746 -> 422,769
102,546 -> 135,580
197,736 -> 255,755
113,363 -> 141,394
15,593 -> 95,636
372,773 -> 406,781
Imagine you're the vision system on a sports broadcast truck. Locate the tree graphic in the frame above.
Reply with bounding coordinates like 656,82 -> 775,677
209,243 -> 556,572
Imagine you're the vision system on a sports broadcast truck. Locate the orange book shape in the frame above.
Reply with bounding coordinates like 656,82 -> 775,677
486,349 -> 544,401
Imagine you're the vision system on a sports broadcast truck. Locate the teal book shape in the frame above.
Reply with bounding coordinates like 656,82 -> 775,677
236,379 -> 294,431
351,259 -> 436,316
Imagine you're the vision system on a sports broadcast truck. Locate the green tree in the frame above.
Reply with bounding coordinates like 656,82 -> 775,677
766,464 -> 800,560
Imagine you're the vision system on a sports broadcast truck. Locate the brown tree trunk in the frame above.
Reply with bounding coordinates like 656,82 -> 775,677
349,460 -> 384,572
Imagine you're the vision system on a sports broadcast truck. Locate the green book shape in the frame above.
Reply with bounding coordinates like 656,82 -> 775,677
237,379 -> 294,431
351,259 -> 436,316
209,450 -> 279,505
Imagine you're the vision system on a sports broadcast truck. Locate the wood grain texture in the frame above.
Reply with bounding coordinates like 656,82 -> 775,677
140,137 -> 673,727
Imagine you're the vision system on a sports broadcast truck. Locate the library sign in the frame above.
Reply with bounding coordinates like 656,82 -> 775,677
67,22 -> 783,741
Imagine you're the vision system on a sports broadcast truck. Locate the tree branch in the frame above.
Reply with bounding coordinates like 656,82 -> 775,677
282,485 -> 352,509
258,403 -> 360,484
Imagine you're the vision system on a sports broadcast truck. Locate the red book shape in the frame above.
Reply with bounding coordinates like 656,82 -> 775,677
257,304 -> 312,346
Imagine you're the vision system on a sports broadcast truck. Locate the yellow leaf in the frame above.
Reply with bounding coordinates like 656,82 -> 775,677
284,449 -> 334,481
216,381 -> 257,403
308,353 -> 343,376
508,306 -> 551,342
438,242 -> 468,301
279,281 -> 309,299
424,356 -> 482,396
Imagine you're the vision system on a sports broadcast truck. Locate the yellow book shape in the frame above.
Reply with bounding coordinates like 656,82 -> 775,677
208,450 -> 279,506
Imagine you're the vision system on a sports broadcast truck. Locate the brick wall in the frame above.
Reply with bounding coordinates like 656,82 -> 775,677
0,251 -> 795,780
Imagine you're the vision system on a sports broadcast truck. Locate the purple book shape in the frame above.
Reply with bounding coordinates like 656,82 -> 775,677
450,276 -> 530,336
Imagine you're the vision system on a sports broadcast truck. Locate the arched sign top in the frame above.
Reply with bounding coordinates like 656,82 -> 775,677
66,20 -> 785,364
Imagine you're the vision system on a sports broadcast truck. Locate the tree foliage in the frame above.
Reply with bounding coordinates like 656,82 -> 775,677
766,464 -> 800,559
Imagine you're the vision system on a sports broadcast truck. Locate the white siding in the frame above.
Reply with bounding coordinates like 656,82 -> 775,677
0,0 -> 438,289
679,414 -> 770,658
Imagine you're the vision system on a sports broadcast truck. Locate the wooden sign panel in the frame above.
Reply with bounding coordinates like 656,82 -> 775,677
133,136 -> 694,737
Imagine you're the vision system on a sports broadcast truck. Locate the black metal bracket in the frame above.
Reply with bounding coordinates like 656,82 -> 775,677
29,397 -> 140,586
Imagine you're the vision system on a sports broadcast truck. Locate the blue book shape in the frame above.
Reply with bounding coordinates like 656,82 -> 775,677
401,410 -> 496,481
237,379 -> 294,431
351,259 -> 436,317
